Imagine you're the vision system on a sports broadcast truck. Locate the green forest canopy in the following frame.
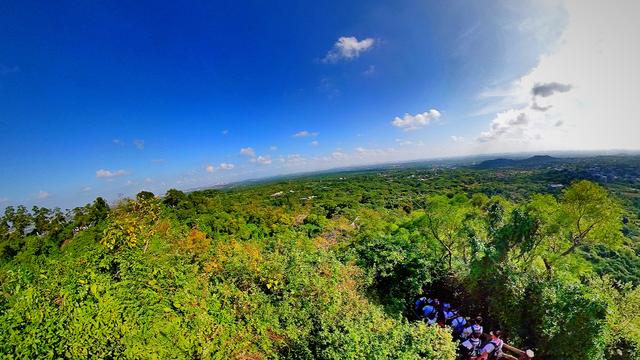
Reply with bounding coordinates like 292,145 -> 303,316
1,159 -> 640,359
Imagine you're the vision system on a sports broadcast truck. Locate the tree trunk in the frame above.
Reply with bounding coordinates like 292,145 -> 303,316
560,242 -> 579,256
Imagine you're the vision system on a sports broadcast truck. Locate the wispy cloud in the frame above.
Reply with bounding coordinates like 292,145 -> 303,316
391,109 -> 441,131
317,77 -> 340,98
395,139 -> 424,146
363,65 -> 376,76
322,36 -> 375,63
219,162 -> 234,170
477,111 -> 530,143
279,154 -> 305,165
331,151 -> 346,160
36,191 -> 50,200
96,169 -> 129,178
133,139 -> 145,150
206,165 -> 215,173
81,186 -> 92,192
240,147 -> 256,157
252,155 -> 272,165
293,130 -> 318,138
310,140 -> 319,146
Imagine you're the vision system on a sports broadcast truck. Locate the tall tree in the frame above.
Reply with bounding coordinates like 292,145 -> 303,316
32,206 -> 51,235
90,197 -> 110,223
163,189 -> 187,208
421,194 -> 470,268
558,180 -> 622,256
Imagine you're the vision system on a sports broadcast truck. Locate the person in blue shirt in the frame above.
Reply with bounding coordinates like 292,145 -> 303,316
422,302 -> 439,325
414,296 -> 436,318
450,311 -> 467,340
443,305 -> 457,325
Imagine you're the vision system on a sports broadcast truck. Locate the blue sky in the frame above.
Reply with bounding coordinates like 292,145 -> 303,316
1,0 -> 637,209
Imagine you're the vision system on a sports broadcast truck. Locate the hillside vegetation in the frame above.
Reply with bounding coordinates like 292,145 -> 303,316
1,159 -> 640,359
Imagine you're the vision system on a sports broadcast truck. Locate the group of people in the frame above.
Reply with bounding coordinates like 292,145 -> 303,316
414,296 -> 526,360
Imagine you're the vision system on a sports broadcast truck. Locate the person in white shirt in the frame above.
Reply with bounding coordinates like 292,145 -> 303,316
477,330 -> 503,360
458,328 -> 482,359
461,316 -> 483,339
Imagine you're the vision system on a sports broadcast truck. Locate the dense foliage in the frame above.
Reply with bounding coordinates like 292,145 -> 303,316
1,156 -> 639,359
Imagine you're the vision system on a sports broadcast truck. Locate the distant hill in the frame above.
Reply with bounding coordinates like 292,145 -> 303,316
475,155 -> 562,169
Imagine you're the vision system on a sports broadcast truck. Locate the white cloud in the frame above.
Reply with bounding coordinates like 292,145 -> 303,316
219,162 -> 234,170
395,139 -> 424,147
96,169 -> 129,178
280,154 -> 305,165
206,165 -> 215,173
293,130 -> 318,138
113,139 -> 123,146
391,109 -> 441,131
355,147 -> 392,157
36,191 -> 50,200
322,36 -> 375,63
0,197 -> 8,204
270,145 -> 278,151
252,155 -> 272,165
451,136 -> 465,143
310,140 -> 319,146
133,139 -> 145,150
477,111 -> 533,143
475,0 -> 640,152
240,147 -> 256,157
331,151 -> 346,160
221,129 -> 229,135
81,186 -> 92,192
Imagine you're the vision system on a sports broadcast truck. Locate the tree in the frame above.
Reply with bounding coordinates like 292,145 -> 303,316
163,189 -> 187,208
101,195 -> 160,251
31,206 -> 51,235
90,197 -> 110,223
491,207 -> 540,262
48,208 -> 67,235
558,180 -> 622,256
12,205 -> 32,236
136,191 -> 155,202
421,194 -> 470,268
0,213 -> 8,239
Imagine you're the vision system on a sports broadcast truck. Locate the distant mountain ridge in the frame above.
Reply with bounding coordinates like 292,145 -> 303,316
475,155 -> 562,169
